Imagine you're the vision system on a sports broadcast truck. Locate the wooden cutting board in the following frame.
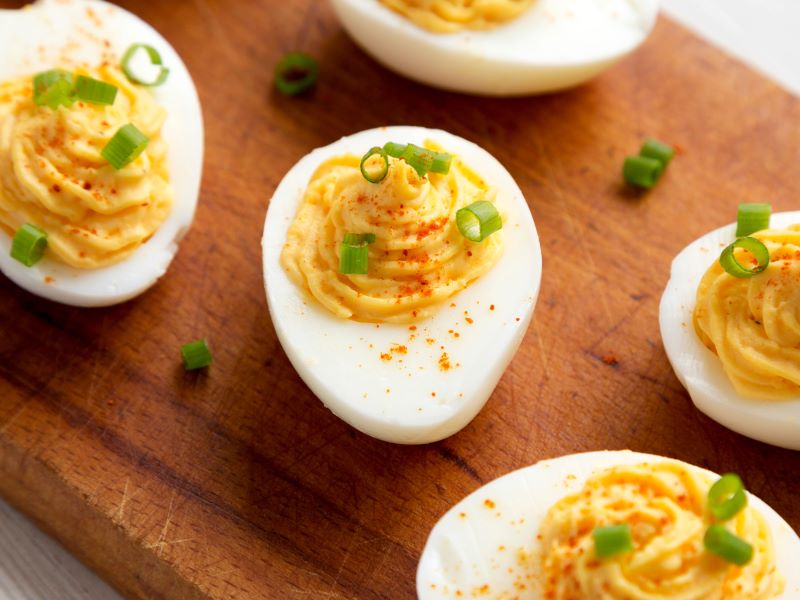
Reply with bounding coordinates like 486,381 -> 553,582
0,1 -> 798,598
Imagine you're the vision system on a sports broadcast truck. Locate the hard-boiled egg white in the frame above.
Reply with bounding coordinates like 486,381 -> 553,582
0,0 -> 203,306
329,0 -> 660,96
417,450 -> 800,598
659,211 -> 800,451
262,126 -> 541,444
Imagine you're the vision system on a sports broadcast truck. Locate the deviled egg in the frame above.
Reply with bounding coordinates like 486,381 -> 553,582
418,450 -> 800,598
330,0 -> 660,96
262,126 -> 541,444
660,210 -> 800,450
0,0 -> 203,306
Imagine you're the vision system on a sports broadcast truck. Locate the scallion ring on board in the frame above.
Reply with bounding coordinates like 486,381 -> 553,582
639,138 -> 675,165
10,223 -> 48,267
274,52 -> 318,96
456,200 -> 502,242
181,340 -> 213,370
623,155 -> 663,188
736,203 -> 771,237
360,147 -> 389,183
719,236 -> 770,278
121,43 -> 170,86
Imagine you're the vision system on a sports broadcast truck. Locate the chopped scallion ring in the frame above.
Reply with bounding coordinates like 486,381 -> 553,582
360,147 -> 389,183
704,524 -> 753,566
640,138 -> 675,165
343,233 -> 376,245
623,155 -> 663,188
708,474 -> 747,521
181,339 -> 213,371
402,143 -> 434,177
383,142 -> 406,158
10,223 -> 48,267
430,152 -> 452,175
274,52 -> 318,96
101,123 -> 149,170
33,69 -> 75,109
121,43 -> 170,86
593,524 -> 633,559
736,203 -> 771,237
339,242 -> 369,275
719,237 -> 770,278
74,75 -> 118,105
456,200 -> 502,242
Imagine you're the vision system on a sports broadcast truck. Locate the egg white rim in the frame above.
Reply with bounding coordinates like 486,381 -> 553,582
0,0 -> 204,307
659,211 -> 800,450
331,0 -> 661,67
261,126 -> 542,444
417,449 -> 800,599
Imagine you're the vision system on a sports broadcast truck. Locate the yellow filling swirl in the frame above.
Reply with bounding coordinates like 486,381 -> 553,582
538,462 -> 783,599
0,65 -> 172,268
379,0 -> 534,32
280,143 -> 503,323
694,226 -> 800,399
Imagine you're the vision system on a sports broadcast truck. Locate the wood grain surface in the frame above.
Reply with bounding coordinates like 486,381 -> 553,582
0,1 -> 798,598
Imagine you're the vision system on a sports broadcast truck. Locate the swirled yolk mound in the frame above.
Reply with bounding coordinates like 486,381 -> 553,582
0,65 -> 172,268
537,461 -> 784,599
694,226 -> 800,399
280,143 -> 503,324
379,0 -> 534,33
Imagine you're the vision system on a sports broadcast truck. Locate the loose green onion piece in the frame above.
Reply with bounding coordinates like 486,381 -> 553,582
640,138 -> 675,166
274,52 -> 318,96
339,242 -> 369,275
708,474 -> 748,521
101,123 -> 149,170
360,147 -> 390,183
181,339 -> 212,371
33,69 -> 75,109
704,524 -> 753,566
10,223 -> 48,267
430,151 -> 452,175
343,233 -> 376,245
736,203 -> 771,237
593,524 -> 634,559
456,200 -> 502,243
74,75 -> 118,105
719,237 -> 770,279
402,143 -> 436,177
121,43 -> 169,86
383,142 -> 407,158
623,155 -> 663,188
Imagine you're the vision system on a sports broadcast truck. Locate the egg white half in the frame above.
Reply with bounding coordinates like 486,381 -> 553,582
262,126 -> 541,444
417,450 -> 800,599
659,211 -> 800,450
0,0 -> 203,307
330,0 -> 660,96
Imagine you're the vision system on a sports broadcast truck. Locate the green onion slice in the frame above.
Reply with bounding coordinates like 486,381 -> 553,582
708,474 -> 748,521
343,233 -> 376,245
274,52 -> 318,96
456,200 -> 502,243
593,524 -> 634,559
360,147 -> 389,183
101,123 -> 149,170
704,524 -> 753,566
121,43 -> 169,86
181,339 -> 212,370
10,223 -> 48,267
736,203 -> 771,237
430,152 -> 452,175
339,242 -> 369,275
402,143 -> 434,177
719,237 -> 770,278
74,75 -> 118,105
623,155 -> 663,188
33,69 -> 75,109
383,142 -> 406,158
640,138 -> 675,165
